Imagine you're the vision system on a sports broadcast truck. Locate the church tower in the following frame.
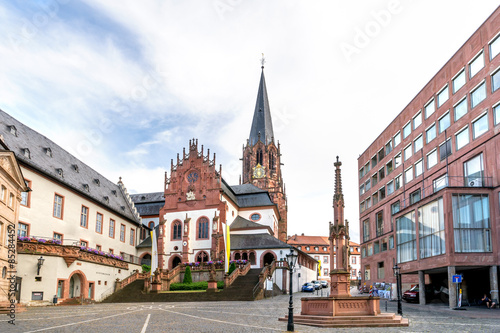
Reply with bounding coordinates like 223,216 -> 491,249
241,60 -> 288,242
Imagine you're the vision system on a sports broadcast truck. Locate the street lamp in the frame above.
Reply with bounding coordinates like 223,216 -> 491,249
392,258 -> 402,316
286,248 -> 298,332
37,256 -> 45,275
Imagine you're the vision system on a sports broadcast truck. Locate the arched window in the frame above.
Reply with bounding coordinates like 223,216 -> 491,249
242,252 -> 248,261
172,220 -> 182,240
245,157 -> 250,173
196,251 -> 209,263
249,252 -> 256,265
148,221 -> 155,229
198,217 -> 209,239
257,149 -> 263,165
268,151 -> 275,170
234,252 -> 241,260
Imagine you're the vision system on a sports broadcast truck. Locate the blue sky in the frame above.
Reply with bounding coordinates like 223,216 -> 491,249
1,0 -> 499,242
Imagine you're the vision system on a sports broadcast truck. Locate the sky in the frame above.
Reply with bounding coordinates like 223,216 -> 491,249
1,0 -> 499,243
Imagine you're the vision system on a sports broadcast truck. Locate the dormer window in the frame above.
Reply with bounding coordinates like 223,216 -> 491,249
103,196 -> 109,203
45,148 -> 52,157
141,196 -> 146,200
94,179 -> 100,186
8,125 -> 17,136
111,190 -> 117,196
72,164 -> 79,173
56,168 -> 63,177
82,184 -> 89,192
120,206 -> 125,211
22,148 -> 30,159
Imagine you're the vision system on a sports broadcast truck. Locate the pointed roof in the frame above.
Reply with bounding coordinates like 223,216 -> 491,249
249,68 -> 274,146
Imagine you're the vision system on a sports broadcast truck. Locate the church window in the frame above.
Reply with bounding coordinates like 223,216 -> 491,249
196,251 -> 209,262
250,213 -> 261,221
148,221 -> 155,229
269,151 -> 276,170
257,149 -> 263,165
197,217 -> 209,239
172,220 -> 182,240
245,157 -> 250,173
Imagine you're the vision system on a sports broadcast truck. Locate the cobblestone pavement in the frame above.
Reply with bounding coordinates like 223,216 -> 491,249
1,290 -> 499,332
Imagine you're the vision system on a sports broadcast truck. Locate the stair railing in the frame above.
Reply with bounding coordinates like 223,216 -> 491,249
115,270 -> 149,292
224,261 -> 251,288
252,260 -> 288,299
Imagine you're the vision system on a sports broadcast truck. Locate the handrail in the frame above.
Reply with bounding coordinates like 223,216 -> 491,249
252,260 -> 288,299
116,270 -> 149,291
224,262 -> 251,288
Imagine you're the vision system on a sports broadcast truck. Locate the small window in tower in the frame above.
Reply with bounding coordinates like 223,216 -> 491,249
257,149 -> 263,165
250,213 -> 261,221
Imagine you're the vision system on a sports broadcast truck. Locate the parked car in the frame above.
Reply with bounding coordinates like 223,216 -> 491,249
311,280 -> 321,290
402,285 -> 437,303
302,283 -> 315,292
319,280 -> 328,288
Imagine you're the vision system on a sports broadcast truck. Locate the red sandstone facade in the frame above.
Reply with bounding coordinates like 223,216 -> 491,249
358,8 -> 500,307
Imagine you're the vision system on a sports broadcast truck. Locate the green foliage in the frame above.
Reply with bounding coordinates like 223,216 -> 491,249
169,281 -> 224,291
142,264 -> 151,273
228,262 -> 237,275
183,265 -> 193,284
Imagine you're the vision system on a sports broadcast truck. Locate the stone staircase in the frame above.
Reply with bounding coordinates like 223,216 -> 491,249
279,313 -> 409,328
0,301 -> 26,314
102,269 -> 263,303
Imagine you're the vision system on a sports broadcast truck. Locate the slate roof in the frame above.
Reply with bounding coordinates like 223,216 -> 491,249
230,184 -> 267,194
221,178 -> 275,209
136,225 -> 158,248
0,109 -> 141,224
230,233 -> 291,250
130,192 -> 164,217
249,69 -> 274,146
230,216 -> 269,230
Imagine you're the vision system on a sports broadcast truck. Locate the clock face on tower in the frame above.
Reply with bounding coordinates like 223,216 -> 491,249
253,164 -> 265,179
186,171 -> 199,183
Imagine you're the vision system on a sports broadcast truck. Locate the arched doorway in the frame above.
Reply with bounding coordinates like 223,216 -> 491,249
170,256 -> 182,269
69,274 -> 81,298
262,252 -> 276,267
141,253 -> 151,266
64,270 -> 88,300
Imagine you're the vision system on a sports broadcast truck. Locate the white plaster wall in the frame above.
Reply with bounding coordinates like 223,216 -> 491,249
141,217 -> 159,228
163,208 -> 217,262
239,207 -> 278,236
19,168 -> 140,256
18,254 -> 140,304
230,229 -> 268,235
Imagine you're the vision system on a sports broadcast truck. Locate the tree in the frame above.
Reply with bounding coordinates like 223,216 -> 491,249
183,265 -> 193,284
228,262 -> 237,275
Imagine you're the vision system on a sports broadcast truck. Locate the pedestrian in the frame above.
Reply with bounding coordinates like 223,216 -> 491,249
480,294 -> 496,308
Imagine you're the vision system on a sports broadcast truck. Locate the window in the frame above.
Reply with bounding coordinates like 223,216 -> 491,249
80,206 -> 88,228
363,219 -> 370,242
454,97 -> 468,121
387,180 -> 394,195
361,247 -> 366,258
371,155 -> 377,168
438,112 -> 450,134
394,153 -> 402,168
381,240 -> 387,252
20,180 -> 31,207
471,82 -> 486,108
130,229 -> 135,246
365,179 -> 371,191
439,139 -> 452,161
456,126 -> 469,150
433,174 -> 448,192
367,244 -> 373,256
80,240 -> 88,247
376,211 -> 383,237
425,99 -> 435,118
385,141 -> 393,155
371,173 -> 378,187
96,213 -> 103,234
109,219 -> 115,238
53,194 -> 64,219
120,224 -> 125,242
395,174 -> 403,190
391,201 -> 400,215
490,34 -> 500,59
394,132 -> 401,147
8,193 -> 13,207
198,217 -> 209,239
374,241 -> 380,254
453,69 -> 466,94
495,104 -> 500,125
469,51 -> 484,79
419,198 -> 446,259
314,246 -> 319,251
378,167 -> 385,181
396,211 -> 417,263
351,256 -> 356,264
172,221 -> 182,240
492,69 -> 500,92
389,235 -> 394,249
403,122 -> 411,139
386,160 -> 393,175
109,249 -> 114,254
415,159 -> 423,177
18,222 -> 29,237
379,187 -> 385,201
452,194 -> 491,252
323,256 -> 328,264
148,221 -> 155,229
414,135 -> 423,153
53,233 -> 63,243
464,153 -> 483,187
366,197 -> 371,209
1,186 -> 6,202
378,148 -> 385,162
404,166 -> 413,184
372,192 -> 379,205
427,149 -> 438,169
409,189 -> 421,205
425,124 -> 436,144
404,144 -> 412,161
377,262 -> 385,279
96,245 -> 101,251
359,184 -> 365,196
437,85 -> 448,107
250,213 -> 261,221
364,162 -> 370,174
472,112 -> 488,139
413,112 -> 422,129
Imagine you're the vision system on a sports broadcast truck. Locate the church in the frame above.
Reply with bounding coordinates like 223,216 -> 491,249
134,65 -> 317,282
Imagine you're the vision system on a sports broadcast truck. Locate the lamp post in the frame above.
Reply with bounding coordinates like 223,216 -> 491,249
37,256 -> 45,275
392,258 -> 402,316
286,248 -> 298,332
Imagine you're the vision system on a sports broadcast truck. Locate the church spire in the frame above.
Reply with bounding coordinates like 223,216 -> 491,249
248,56 -> 274,146
333,156 -> 344,226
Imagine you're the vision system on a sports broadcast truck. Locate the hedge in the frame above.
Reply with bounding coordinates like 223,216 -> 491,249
170,281 -> 224,291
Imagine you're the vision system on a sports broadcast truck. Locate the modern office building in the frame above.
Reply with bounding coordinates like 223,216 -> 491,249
358,7 -> 500,307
